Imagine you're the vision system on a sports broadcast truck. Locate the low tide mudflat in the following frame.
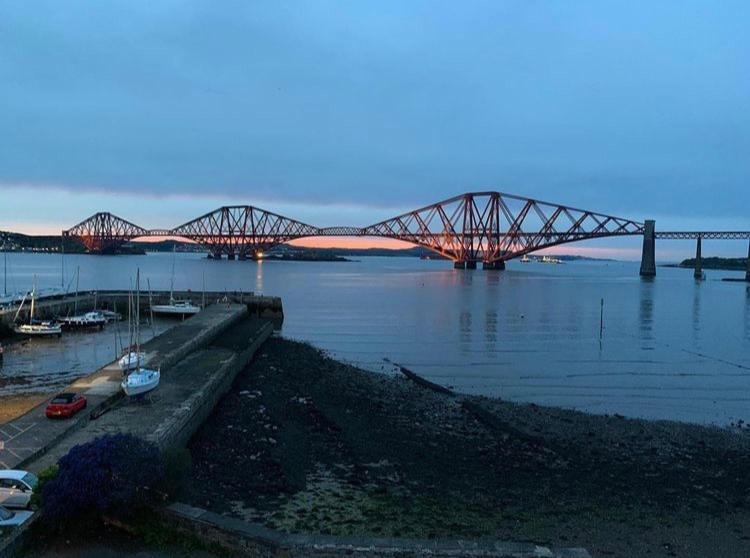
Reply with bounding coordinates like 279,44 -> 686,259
185,337 -> 750,558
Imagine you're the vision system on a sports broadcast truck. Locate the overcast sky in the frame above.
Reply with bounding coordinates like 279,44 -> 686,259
1,1 -> 748,257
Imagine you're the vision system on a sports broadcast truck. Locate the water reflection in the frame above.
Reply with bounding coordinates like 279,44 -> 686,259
484,310 -> 497,351
459,310 -> 472,354
692,283 -> 701,340
638,280 -> 654,344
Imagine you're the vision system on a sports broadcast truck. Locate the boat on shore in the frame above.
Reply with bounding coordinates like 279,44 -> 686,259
122,367 -> 160,396
118,346 -> 147,371
121,269 -> 160,397
151,248 -> 200,317
151,298 -> 200,316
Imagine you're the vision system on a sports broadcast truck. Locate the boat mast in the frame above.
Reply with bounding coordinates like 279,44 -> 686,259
3,242 -> 6,296
74,266 -> 80,315
135,269 -> 141,370
30,276 -> 36,324
60,234 -> 64,289
170,244 -> 176,302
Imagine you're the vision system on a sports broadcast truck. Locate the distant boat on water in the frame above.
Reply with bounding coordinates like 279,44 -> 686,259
520,254 -> 531,263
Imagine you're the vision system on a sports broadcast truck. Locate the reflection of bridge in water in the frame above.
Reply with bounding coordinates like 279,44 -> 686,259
63,191 -> 750,278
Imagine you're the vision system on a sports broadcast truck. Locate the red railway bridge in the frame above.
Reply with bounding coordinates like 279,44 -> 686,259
63,191 -> 750,278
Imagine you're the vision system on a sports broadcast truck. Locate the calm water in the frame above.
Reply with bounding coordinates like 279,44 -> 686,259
2,251 -> 750,425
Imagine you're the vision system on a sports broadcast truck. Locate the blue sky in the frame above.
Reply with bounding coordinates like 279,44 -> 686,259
1,1 -> 748,258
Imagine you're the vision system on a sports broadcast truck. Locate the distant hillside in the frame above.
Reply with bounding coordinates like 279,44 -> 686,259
0,230 -> 85,253
128,239 -> 205,253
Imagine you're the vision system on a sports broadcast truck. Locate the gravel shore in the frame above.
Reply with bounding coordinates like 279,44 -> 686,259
186,337 -> 750,558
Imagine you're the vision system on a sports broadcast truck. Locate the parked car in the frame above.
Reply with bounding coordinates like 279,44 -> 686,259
0,505 -> 32,527
0,471 -> 38,509
45,392 -> 87,419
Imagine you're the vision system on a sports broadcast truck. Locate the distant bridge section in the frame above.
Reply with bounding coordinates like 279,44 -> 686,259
655,231 -> 750,240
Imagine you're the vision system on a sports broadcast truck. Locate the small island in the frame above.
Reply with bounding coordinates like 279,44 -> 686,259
676,257 -> 749,271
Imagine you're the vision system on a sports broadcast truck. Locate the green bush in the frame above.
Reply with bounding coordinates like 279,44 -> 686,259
30,465 -> 59,508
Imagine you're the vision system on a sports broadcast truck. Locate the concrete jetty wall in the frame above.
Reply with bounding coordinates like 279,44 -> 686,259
0,290 -> 282,327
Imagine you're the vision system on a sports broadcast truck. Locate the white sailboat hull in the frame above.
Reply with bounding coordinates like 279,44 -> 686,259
151,303 -> 200,315
118,351 -> 147,371
15,324 -> 62,337
121,368 -> 160,397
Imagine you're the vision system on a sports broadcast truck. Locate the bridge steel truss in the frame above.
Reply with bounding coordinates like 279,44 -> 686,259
170,206 -> 319,259
361,192 -> 644,266
63,212 -> 149,254
63,191 -> 748,267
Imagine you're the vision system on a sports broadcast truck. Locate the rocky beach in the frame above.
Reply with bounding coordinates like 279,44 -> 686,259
185,337 -> 750,558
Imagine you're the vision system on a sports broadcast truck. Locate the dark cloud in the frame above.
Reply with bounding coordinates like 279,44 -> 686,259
1,0 -> 748,220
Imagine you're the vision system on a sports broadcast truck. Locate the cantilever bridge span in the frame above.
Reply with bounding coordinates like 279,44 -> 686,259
63,191 -> 750,277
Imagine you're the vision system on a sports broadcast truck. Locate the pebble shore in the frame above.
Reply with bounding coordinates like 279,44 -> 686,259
182,337 -> 750,557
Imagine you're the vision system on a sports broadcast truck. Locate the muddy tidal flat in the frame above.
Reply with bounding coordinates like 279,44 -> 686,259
186,337 -> 750,558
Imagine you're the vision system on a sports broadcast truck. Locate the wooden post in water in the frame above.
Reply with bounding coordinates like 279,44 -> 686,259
599,298 -> 604,340
746,239 -> 750,282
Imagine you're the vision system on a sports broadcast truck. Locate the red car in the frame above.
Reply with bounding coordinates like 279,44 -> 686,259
45,393 -> 87,419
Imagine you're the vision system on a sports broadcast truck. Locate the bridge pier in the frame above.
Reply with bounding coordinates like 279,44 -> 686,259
209,253 -> 223,260
694,237 -> 703,279
483,261 -> 505,270
453,261 -> 466,269
639,220 -> 656,277
465,261 -> 477,269
227,253 -> 236,260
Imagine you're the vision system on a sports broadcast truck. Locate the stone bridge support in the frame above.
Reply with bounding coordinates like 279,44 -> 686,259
483,261 -> 506,270
639,220 -> 656,277
694,236 -> 703,279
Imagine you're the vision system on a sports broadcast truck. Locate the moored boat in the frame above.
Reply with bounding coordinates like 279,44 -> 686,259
58,311 -> 107,329
13,277 -> 62,338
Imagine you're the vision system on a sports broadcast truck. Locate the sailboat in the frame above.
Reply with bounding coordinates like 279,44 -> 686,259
118,289 -> 146,371
151,246 -> 200,317
57,268 -> 106,329
14,277 -> 62,337
121,269 -> 160,397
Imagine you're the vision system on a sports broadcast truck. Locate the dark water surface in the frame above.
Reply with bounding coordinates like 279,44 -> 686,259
3,252 -> 750,424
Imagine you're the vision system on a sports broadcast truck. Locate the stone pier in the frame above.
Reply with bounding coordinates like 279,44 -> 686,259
483,261 -> 506,270
639,219 -> 656,277
453,261 -> 466,269
694,236 -> 703,279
